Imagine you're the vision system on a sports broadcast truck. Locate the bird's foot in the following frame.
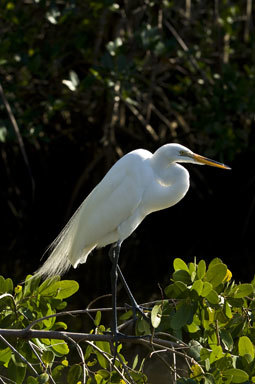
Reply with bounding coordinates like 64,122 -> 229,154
124,302 -> 151,323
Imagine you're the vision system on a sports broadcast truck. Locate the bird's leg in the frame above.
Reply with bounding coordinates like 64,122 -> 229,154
109,242 -> 148,326
110,241 -> 121,340
116,265 -> 149,322
109,242 -> 151,364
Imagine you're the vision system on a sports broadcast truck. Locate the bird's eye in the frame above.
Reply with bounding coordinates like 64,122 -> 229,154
179,150 -> 185,156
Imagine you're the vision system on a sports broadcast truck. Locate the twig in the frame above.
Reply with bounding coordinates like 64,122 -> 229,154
28,340 -> 57,384
124,100 -> 159,141
86,294 -> 112,309
25,306 -> 127,331
116,351 -> 136,384
64,335 -> 87,384
0,82 -> 35,199
0,375 -> 15,384
164,20 -> 213,85
86,340 -> 133,384
244,0 -> 252,42
0,335 -> 38,375
28,341 -> 46,370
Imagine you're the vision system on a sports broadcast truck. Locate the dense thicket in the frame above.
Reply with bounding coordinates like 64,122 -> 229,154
0,1 -> 255,304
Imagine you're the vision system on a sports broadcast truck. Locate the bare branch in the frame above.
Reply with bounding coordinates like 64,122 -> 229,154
0,82 -> 35,199
64,334 -> 87,384
0,335 -> 38,375
25,306 -> 128,331
124,100 -> 159,141
86,340 -> 134,384
164,20 -> 213,85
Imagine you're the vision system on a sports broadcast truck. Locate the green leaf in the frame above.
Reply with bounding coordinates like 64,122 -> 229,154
52,365 -> 65,381
55,280 -> 79,299
8,358 -> 26,384
192,280 -> 203,295
136,317 -> 151,335
197,260 -> 206,279
151,304 -> 162,328
238,336 -> 254,360
38,373 -> 49,384
205,263 -> 227,288
209,345 -> 223,363
0,347 -> 12,365
132,354 -> 139,370
189,340 -> 202,361
206,289 -> 219,305
172,270 -> 191,284
165,281 -> 188,298
51,340 -> 69,356
201,282 -> 213,297
96,370 -> 110,380
208,258 -> 223,268
67,364 -> 82,384
5,278 -> 13,293
233,284 -> 253,298
27,377 -> 39,384
24,275 -> 41,297
200,348 -> 210,361
170,302 -> 194,330
52,321 -> 68,330
220,329 -> 233,351
223,300 -> 233,319
173,258 -> 190,273
119,309 -> 133,321
38,276 -> 60,295
223,368 -> 249,383
42,350 -> 55,365
40,280 -> 79,299
0,276 -> 6,293
94,311 -> 101,326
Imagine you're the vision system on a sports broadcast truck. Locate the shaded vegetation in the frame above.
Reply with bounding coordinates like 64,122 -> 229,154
1,258 -> 255,383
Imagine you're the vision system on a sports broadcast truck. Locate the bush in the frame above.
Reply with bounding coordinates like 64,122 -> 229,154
0,257 -> 255,383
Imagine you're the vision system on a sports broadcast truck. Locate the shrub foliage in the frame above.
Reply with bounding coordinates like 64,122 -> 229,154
1,257 -> 255,383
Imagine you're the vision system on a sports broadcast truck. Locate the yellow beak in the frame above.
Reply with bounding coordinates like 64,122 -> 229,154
192,153 -> 231,170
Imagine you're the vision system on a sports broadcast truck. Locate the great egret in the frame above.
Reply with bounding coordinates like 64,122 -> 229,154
36,143 -> 230,336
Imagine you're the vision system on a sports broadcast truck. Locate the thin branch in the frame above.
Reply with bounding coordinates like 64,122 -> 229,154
25,306 -> 127,331
86,340 -> 134,384
0,335 -> 38,375
0,375 -> 15,384
28,341 -> 57,384
244,0 -> 252,42
28,341 -> 46,370
164,20 -> 213,85
123,100 -> 159,141
0,82 -> 35,199
64,335 -> 87,384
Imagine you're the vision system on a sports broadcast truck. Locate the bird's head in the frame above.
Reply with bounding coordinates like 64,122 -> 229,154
159,143 -> 231,170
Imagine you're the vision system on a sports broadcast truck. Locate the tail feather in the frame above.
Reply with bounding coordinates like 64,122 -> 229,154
35,203 -> 94,278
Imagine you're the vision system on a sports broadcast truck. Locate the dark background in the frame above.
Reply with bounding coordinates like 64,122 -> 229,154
0,1 -> 254,309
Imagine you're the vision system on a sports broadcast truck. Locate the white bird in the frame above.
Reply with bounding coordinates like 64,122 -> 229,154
37,143 -> 230,278
36,143 -> 230,335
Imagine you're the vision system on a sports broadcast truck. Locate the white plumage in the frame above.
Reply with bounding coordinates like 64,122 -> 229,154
36,143 -> 230,277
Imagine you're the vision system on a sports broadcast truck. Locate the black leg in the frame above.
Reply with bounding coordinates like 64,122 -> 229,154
109,242 -> 151,364
110,241 -> 121,338
109,242 -> 148,328
116,265 -> 148,322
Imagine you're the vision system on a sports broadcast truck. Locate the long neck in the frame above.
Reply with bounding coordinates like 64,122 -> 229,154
144,154 -> 190,213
